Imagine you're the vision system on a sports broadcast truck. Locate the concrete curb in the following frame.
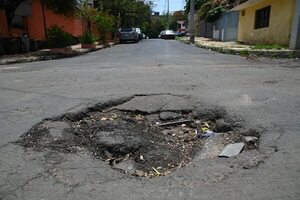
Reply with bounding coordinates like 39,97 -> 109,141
177,39 -> 300,58
0,42 -> 118,65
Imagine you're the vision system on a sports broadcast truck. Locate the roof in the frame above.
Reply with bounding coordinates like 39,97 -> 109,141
231,0 -> 265,11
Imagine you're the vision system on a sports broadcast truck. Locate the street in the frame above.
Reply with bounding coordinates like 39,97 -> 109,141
0,39 -> 299,199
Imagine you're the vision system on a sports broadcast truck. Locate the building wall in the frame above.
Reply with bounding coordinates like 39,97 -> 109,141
238,0 -> 295,45
0,10 -> 9,37
213,11 -> 239,41
26,0 -> 86,41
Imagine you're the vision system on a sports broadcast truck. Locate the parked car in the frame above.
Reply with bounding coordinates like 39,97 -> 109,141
160,30 -> 175,40
119,27 -> 139,43
135,28 -> 143,40
176,30 -> 188,37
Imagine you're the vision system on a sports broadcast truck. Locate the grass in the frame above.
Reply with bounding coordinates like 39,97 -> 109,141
252,44 -> 287,50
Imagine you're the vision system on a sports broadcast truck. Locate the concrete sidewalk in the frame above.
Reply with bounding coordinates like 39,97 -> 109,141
178,37 -> 300,58
0,42 -> 117,65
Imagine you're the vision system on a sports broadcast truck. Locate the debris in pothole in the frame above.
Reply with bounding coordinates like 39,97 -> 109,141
201,130 -> 216,138
16,98 -> 259,178
218,143 -> 245,158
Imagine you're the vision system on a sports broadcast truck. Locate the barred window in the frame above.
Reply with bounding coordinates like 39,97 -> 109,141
255,6 -> 271,29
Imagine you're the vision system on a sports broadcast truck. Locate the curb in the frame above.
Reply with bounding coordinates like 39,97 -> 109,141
178,39 -> 300,58
0,42 -> 118,65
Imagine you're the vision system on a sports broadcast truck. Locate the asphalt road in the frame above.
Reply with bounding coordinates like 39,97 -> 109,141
0,39 -> 299,200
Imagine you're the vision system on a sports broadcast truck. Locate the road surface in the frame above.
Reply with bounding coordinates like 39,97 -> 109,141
0,39 -> 299,199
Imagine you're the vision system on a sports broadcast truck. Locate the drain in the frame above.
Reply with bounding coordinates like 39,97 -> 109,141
17,96 -> 260,178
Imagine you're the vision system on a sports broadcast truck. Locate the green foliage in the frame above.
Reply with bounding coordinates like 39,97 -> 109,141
252,44 -> 287,50
197,1 -> 213,21
185,0 -> 209,14
76,0 -> 98,33
95,11 -> 115,42
80,31 -> 97,44
205,5 -> 226,22
142,17 -> 165,38
44,0 -> 77,15
94,0 -> 152,27
47,25 -> 73,48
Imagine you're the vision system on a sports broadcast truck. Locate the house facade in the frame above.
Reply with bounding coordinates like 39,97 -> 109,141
0,0 -> 86,41
232,0 -> 300,49
212,11 -> 239,42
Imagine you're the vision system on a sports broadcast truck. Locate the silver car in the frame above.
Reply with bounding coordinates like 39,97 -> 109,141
119,27 -> 139,43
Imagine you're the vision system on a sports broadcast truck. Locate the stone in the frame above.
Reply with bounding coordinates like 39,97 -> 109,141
113,160 -> 137,174
244,136 -> 258,143
218,143 -> 245,158
159,112 -> 182,121
215,119 -> 232,132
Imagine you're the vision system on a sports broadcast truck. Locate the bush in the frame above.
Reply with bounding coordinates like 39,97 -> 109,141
95,12 -> 115,43
47,25 -> 73,48
80,31 -> 97,44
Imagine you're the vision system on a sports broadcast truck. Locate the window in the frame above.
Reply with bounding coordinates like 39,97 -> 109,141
255,6 -> 271,29
241,10 -> 245,16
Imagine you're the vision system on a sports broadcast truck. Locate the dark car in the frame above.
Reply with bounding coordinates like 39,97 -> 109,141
160,30 -> 175,40
119,27 -> 139,43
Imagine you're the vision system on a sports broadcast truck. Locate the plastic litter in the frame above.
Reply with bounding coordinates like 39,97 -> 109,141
201,130 -> 216,137
152,167 -> 162,176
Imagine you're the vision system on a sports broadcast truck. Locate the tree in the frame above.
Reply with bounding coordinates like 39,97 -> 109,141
95,11 -> 114,44
94,0 -> 153,27
43,0 -> 78,15
0,0 -> 26,26
76,0 -> 98,34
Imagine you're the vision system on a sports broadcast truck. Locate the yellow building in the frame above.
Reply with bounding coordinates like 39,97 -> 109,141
232,0 -> 300,49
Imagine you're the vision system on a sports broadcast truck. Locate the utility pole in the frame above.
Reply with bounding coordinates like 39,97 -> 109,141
41,0 -> 47,40
167,0 -> 170,29
189,0 -> 195,44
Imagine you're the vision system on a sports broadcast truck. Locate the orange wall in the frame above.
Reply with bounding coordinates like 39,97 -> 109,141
26,0 -> 85,40
0,10 -> 9,37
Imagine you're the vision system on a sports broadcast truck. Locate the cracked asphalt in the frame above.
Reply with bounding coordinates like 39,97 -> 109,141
0,39 -> 300,200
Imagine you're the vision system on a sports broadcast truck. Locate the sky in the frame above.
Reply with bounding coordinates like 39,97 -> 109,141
153,0 -> 186,14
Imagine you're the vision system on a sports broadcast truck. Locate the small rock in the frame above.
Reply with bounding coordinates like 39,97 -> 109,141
162,130 -> 174,135
159,112 -> 182,121
241,129 -> 260,137
114,160 -> 137,174
219,143 -> 245,158
104,150 -> 113,158
134,170 -> 145,177
215,119 -> 232,132
244,136 -> 258,143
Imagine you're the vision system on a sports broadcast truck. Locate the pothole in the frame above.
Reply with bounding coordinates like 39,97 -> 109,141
17,96 -> 261,178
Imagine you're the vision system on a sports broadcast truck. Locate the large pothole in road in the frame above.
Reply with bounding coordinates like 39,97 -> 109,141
17,95 -> 261,178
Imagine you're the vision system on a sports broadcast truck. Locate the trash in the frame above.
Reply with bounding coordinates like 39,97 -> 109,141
218,143 -> 245,158
201,127 -> 209,132
202,122 -> 210,128
201,130 -> 216,137
101,117 -> 113,121
154,119 -> 192,127
139,154 -> 144,161
181,124 -> 186,127
196,129 -> 215,138
152,167 -> 162,176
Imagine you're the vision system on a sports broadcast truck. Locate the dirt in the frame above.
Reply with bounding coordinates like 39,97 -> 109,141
17,101 -> 259,178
